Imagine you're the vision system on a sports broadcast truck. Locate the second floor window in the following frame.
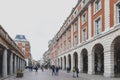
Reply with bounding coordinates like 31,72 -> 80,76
68,28 -> 71,37
82,28 -> 86,42
74,23 -> 78,32
82,13 -> 87,24
95,18 -> 101,35
74,36 -> 78,46
116,3 -> 120,24
82,0 -> 88,5
95,0 -> 101,13
68,40 -> 71,49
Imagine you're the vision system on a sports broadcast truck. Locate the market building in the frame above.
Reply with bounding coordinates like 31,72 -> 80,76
0,26 -> 25,79
46,0 -> 120,77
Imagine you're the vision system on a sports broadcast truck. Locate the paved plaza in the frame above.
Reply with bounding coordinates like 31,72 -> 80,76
3,69 -> 120,80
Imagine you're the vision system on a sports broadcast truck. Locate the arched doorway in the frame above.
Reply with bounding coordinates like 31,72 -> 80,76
64,56 -> 66,70
111,36 -> 120,77
73,52 -> 78,68
93,44 -> 104,75
68,54 -> 71,70
61,57 -> 62,70
81,49 -> 88,73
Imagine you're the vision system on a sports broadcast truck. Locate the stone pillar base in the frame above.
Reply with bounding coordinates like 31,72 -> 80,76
104,72 -> 114,77
88,71 -> 95,75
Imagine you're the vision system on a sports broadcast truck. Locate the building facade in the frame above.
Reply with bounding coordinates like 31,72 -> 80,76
0,26 -> 25,79
14,35 -> 32,67
47,0 -> 120,77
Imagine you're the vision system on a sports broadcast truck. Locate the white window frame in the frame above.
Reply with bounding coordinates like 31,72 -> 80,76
74,23 -> 78,32
94,0 -> 102,14
82,0 -> 88,6
74,35 -> 78,46
68,28 -> 71,37
68,39 -> 71,49
82,28 -> 87,42
64,41 -> 66,51
94,16 -> 102,35
115,2 -> 120,24
82,12 -> 87,25
82,0 -> 86,4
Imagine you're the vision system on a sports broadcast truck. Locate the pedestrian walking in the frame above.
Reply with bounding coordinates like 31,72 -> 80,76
51,65 -> 55,76
55,66 -> 59,76
41,66 -> 44,72
35,66 -> 38,72
76,67 -> 79,77
72,67 -> 76,78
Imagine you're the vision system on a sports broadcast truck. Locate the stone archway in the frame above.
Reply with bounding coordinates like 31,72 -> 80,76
61,57 -> 63,70
73,52 -> 78,68
93,43 -> 104,75
68,54 -> 71,70
111,36 -> 120,77
58,58 -> 60,67
64,56 -> 66,70
81,49 -> 88,73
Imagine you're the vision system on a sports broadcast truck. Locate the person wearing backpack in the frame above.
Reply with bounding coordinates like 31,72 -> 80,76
76,67 -> 79,77
72,67 -> 76,78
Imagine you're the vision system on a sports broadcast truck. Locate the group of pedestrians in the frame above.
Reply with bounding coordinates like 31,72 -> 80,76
26,65 -> 39,72
51,65 -> 80,78
51,65 -> 60,76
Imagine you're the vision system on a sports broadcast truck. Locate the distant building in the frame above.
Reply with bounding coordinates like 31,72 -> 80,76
14,34 -> 32,66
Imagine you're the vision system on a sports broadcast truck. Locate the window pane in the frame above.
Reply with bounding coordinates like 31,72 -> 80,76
82,13 -> 86,23
95,18 -> 101,35
117,3 -> 120,23
95,0 -> 101,12
82,29 -> 86,41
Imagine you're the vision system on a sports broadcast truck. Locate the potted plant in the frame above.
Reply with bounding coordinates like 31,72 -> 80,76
16,69 -> 23,77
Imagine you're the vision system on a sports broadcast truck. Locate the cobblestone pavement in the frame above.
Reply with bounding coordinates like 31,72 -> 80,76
4,69 -> 120,80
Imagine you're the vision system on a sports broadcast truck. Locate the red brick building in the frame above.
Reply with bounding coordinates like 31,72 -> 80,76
45,0 -> 120,77
14,35 -> 32,66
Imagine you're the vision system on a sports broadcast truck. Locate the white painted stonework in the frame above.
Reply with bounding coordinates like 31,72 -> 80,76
57,24 -> 120,77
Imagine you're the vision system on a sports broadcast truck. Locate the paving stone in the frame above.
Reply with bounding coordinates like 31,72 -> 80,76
5,69 -> 120,80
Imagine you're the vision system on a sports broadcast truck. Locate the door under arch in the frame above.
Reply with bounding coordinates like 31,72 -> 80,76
94,44 -> 104,75
113,36 -> 120,77
81,49 -> 88,73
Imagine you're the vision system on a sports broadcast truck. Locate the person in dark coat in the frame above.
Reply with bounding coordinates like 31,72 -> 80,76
35,66 -> 38,72
55,66 -> 59,75
76,67 -> 79,77
51,65 -> 55,76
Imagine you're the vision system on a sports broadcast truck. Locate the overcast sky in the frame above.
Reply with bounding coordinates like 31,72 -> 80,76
0,0 -> 77,60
